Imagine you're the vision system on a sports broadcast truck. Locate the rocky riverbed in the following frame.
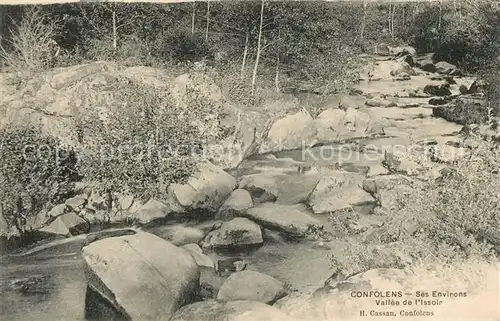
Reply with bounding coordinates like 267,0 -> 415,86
1,46 -> 499,321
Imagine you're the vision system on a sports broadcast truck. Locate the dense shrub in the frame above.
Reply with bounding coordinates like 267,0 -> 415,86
154,31 -> 212,63
0,6 -> 62,77
432,99 -> 490,126
405,2 -> 500,72
74,77 -> 227,201
0,125 -> 79,233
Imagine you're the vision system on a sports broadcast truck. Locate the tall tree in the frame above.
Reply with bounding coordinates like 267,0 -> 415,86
251,0 -> 265,96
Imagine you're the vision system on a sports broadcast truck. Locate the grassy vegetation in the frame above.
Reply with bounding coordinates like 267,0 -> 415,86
329,140 -> 500,277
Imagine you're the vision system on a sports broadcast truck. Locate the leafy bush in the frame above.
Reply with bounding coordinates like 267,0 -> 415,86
0,6 -> 62,77
432,99 -> 490,126
0,125 -> 79,234
405,2 -> 500,72
75,77 -> 227,202
153,30 -> 212,63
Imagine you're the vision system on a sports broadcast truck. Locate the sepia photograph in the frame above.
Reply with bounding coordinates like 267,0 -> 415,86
0,0 -> 499,320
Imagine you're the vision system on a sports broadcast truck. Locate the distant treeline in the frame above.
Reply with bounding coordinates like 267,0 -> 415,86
0,1 -> 499,76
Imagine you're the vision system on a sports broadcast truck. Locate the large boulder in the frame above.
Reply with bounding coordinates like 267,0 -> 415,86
363,60 -> 416,81
127,198 -> 174,225
200,217 -> 263,250
82,231 -> 200,320
148,224 -> 205,246
374,43 -> 391,56
216,189 -> 254,221
390,46 -> 417,58
435,61 -> 461,76
415,53 -> 436,72
308,171 -> 375,214
212,109 -> 273,169
65,196 -> 87,213
243,203 -> 322,237
362,175 -> 413,196
181,243 -> 214,268
423,84 -> 452,96
39,212 -> 89,237
314,108 -> 383,142
389,61 -> 415,77
238,174 -> 279,204
217,270 -> 287,304
170,300 -> 295,321
168,161 -> 237,214
258,109 -> 317,154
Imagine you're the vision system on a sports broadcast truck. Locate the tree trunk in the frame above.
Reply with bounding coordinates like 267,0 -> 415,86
360,1 -> 367,42
251,0 -> 265,96
112,5 -> 117,53
438,0 -> 443,30
275,55 -> 280,93
402,6 -> 405,28
205,0 -> 210,41
388,1 -> 392,37
191,2 -> 196,34
241,33 -> 249,79
391,3 -> 396,41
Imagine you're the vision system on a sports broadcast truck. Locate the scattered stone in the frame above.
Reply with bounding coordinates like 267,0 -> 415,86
65,196 -> 87,212
389,61 -> 415,77
216,189 -> 253,221
374,43 -> 391,56
39,212 -> 89,237
170,300 -> 295,321
238,174 -> 279,204
314,108 -> 381,141
150,224 -> 205,246
394,73 -> 411,81
47,203 -> 69,218
181,243 -> 214,268
378,184 -> 415,211
307,171 -> 375,214
435,61 -> 460,76
390,46 -> 417,57
168,161 -> 237,213
200,218 -> 263,250
198,266 -> 225,300
367,164 -> 389,178
468,79 -> 488,94
243,203 -> 322,237
423,84 -> 452,97
417,138 -> 438,146
79,208 -> 108,226
217,270 -> 287,304
258,109 -> 317,154
415,53 -> 436,72
82,232 -> 200,320
429,98 -> 449,105
216,257 -> 248,277
365,97 -> 388,107
337,268 -> 409,292
24,210 -> 49,232
87,191 -> 110,212
59,212 -> 90,235
362,175 -> 412,196
114,194 -> 135,212
9,275 -> 53,295
134,198 -> 172,225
